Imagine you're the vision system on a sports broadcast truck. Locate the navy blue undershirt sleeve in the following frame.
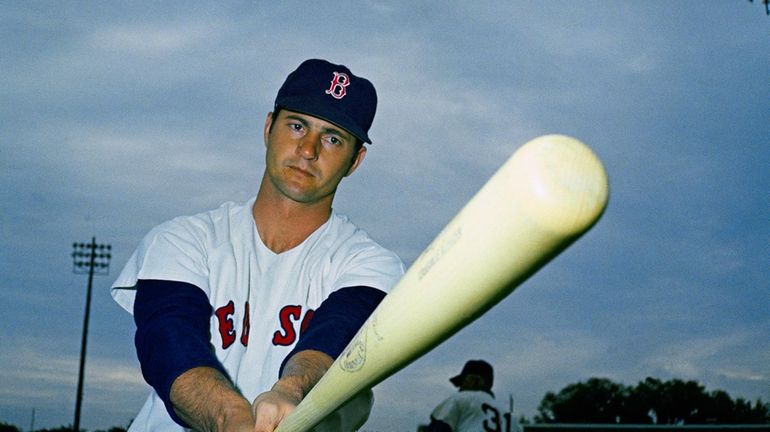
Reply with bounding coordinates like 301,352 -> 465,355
133,279 -> 229,427
427,418 -> 453,432
279,285 -> 386,376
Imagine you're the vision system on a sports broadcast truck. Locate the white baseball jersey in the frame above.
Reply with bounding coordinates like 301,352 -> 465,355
431,390 -> 519,432
111,198 -> 404,431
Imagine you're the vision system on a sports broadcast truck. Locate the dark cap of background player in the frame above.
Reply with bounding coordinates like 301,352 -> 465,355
450,359 -> 494,389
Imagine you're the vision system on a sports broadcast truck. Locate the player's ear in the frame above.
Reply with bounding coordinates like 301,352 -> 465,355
263,112 -> 274,147
345,145 -> 367,177
345,145 -> 366,177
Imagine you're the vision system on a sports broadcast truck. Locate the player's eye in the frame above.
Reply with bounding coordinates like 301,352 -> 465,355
323,134 -> 347,147
289,122 -> 304,132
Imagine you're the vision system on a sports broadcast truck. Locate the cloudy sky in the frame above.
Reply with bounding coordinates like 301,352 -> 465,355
1,1 -> 768,431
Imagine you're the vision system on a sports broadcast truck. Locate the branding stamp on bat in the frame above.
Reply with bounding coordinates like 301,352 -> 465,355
339,325 -> 368,372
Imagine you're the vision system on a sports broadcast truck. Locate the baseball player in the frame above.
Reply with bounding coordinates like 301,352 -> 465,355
111,59 -> 405,431
424,360 -> 520,432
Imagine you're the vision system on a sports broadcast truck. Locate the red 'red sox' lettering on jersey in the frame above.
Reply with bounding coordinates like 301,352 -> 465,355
240,301 -> 250,346
273,306 -> 314,346
215,300 -> 236,349
213,301 -> 315,349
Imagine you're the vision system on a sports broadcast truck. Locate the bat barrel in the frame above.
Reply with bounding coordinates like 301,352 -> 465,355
276,135 -> 609,431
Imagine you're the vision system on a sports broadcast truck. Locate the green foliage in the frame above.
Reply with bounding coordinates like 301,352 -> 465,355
535,377 -> 770,425
0,425 -> 128,432
0,423 -> 21,432
34,426 -> 75,432
537,378 -> 628,423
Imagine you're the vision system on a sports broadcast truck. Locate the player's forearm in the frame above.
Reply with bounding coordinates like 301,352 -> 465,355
274,349 -> 334,402
170,366 -> 254,432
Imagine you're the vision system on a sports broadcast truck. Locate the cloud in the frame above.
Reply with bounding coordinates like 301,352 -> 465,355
89,21 -> 224,55
624,52 -> 658,74
0,344 -> 145,399
643,331 -> 769,381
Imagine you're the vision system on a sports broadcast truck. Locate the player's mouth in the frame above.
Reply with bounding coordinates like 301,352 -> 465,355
287,164 -> 315,178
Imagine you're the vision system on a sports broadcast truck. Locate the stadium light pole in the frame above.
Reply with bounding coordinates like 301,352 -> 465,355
71,238 -> 111,432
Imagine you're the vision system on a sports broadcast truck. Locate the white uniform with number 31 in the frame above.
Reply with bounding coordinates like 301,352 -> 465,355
430,390 -> 520,432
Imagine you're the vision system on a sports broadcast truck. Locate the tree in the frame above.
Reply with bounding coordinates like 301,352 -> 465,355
536,377 -> 770,424
0,423 -> 133,432
649,378 -> 708,424
734,398 -> 770,423
35,426 -> 75,432
535,377 -> 629,423
627,379 -> 770,424
94,428 -> 127,432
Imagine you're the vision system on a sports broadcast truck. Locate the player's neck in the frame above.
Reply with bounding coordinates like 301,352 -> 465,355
252,176 -> 333,254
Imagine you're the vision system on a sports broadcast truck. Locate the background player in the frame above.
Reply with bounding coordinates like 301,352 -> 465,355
111,58 -> 404,431
423,360 -> 521,432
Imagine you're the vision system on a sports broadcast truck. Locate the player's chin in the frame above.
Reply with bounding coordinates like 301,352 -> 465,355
278,175 -> 340,203
280,184 -> 329,204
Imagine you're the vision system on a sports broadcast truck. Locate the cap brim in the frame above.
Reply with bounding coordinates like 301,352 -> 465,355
276,97 -> 371,144
450,374 -> 463,387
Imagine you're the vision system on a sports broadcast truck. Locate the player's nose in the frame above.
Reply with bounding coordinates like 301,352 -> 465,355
296,134 -> 319,160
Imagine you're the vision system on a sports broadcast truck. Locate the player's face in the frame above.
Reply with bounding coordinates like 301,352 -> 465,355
263,109 -> 365,205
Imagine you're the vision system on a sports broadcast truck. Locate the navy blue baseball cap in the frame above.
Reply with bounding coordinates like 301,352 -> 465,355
274,59 -> 377,144
450,360 -> 494,388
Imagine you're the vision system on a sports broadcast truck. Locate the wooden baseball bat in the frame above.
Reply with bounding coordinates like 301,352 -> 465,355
275,134 -> 610,431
